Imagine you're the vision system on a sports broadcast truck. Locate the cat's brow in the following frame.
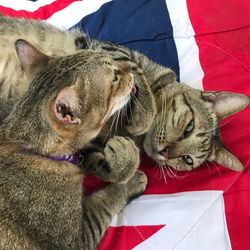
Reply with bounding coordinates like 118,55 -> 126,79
182,93 -> 194,115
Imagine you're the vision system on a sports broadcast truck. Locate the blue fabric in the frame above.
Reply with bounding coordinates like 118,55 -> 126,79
72,0 -> 179,80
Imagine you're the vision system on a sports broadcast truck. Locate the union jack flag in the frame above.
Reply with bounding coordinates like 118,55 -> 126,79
1,1 -> 250,249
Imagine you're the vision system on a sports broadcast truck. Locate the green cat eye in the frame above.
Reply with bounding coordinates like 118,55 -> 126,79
185,119 -> 194,133
182,155 -> 193,165
182,118 -> 194,139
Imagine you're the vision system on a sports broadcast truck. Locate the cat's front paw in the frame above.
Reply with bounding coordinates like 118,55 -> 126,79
103,136 -> 140,183
125,170 -> 148,203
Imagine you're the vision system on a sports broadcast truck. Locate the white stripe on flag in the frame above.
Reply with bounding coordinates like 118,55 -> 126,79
0,0 -> 56,11
46,0 -> 113,30
165,0 -> 204,90
110,191 -> 231,250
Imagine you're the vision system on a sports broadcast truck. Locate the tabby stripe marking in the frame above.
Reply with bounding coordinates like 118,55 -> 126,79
113,56 -> 132,62
182,93 -> 194,116
102,44 -> 131,57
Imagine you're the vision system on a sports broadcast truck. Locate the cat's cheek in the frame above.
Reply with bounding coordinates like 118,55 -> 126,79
143,133 -> 154,158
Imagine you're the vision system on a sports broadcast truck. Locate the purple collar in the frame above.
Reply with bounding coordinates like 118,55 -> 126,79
48,152 -> 84,165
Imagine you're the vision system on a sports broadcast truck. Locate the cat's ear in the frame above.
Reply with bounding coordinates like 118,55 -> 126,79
15,39 -> 49,80
151,69 -> 176,94
53,86 -> 81,125
203,91 -> 249,120
213,144 -> 244,171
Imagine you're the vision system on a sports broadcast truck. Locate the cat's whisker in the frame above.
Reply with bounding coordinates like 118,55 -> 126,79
161,166 -> 168,184
207,160 -> 222,176
131,95 -> 148,114
104,113 -> 118,142
165,167 -> 174,179
151,161 -> 162,180
159,91 -> 166,129
218,116 -> 237,129
162,92 -> 171,130
243,160 -> 250,170
114,109 -> 121,133
158,163 -> 168,184
128,98 -> 136,127
202,116 -> 237,134
167,165 -> 188,180
120,104 -> 128,131
204,161 -> 211,176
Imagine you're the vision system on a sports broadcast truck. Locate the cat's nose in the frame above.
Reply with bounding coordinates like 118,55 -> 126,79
158,146 -> 168,159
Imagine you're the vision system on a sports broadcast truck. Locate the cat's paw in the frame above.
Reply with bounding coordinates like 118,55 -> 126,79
102,136 -> 140,183
125,170 -> 148,203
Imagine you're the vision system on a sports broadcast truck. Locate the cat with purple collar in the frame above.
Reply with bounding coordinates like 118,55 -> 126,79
0,40 -> 147,249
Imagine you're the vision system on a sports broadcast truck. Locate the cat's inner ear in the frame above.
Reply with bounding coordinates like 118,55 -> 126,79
15,39 -> 49,80
204,91 -> 249,120
213,144 -> 244,172
53,87 -> 81,125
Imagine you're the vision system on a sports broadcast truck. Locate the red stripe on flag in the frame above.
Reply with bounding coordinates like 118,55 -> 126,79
186,0 -> 250,35
0,0 -> 77,20
187,1 -> 250,249
98,225 -> 165,250
223,171 -> 250,250
141,155 -> 245,195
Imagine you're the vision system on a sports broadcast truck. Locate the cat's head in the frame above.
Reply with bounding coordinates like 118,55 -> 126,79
11,40 -> 135,154
143,82 -> 249,172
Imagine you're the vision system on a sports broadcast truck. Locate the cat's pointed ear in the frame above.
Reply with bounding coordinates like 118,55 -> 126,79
53,86 -> 81,125
213,144 -> 244,171
151,69 -> 176,94
15,39 -> 49,80
203,91 -> 249,120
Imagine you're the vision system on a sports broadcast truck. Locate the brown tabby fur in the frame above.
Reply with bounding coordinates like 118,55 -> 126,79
0,16 -> 156,136
84,40 -> 249,172
0,16 -> 249,172
0,40 -> 147,249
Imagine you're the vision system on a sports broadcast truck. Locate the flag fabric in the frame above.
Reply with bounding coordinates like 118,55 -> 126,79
0,0 -> 249,249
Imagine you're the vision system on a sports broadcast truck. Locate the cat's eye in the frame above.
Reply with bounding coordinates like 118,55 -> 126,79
184,119 -> 194,136
182,155 -> 193,165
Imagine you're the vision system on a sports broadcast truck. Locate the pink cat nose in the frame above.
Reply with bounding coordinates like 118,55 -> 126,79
159,147 -> 168,158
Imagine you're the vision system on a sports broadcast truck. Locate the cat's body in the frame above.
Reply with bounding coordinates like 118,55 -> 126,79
0,16 -> 80,106
0,41 -> 147,249
82,40 -> 249,172
0,16 -> 155,136
0,16 -> 249,172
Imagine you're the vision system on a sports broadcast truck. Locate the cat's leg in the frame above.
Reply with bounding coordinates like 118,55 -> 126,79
83,136 -> 140,183
82,170 -> 147,250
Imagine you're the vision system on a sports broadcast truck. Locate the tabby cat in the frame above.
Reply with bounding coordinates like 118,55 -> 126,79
0,40 -> 147,249
81,40 -> 249,172
0,15 -> 156,136
0,16 -> 248,172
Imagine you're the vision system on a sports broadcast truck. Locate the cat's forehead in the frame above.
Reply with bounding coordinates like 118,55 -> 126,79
54,50 -> 114,70
161,89 -> 216,125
